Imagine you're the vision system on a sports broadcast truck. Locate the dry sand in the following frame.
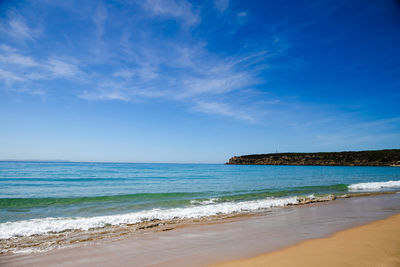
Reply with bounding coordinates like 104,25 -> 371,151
213,213 -> 400,267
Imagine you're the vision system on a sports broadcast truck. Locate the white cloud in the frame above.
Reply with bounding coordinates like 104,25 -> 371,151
137,65 -> 159,81
93,3 -> 107,35
9,18 -> 34,40
194,101 -> 255,122
181,72 -> 256,97
0,53 -> 39,67
80,89 -> 130,101
79,39 -> 267,122
141,0 -> 199,26
29,89 -> 47,96
0,1 -> 275,123
1,10 -> 40,41
92,2 -> 108,54
114,66 -> 159,81
0,69 -> 25,83
113,69 -> 136,79
0,47 -> 84,87
90,45 -> 264,100
0,45 -> 15,52
214,0 -> 229,13
46,58 -> 82,78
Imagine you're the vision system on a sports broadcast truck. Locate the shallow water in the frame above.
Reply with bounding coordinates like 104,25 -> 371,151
0,161 -> 400,244
2,194 -> 400,266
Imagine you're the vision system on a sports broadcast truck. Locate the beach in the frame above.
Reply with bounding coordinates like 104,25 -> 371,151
214,213 -> 400,267
1,162 -> 400,266
2,0 -> 400,265
2,193 -> 400,266
1,0 -> 399,264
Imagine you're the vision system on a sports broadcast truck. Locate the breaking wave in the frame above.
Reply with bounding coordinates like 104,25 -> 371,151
348,180 -> 400,191
0,196 -> 300,239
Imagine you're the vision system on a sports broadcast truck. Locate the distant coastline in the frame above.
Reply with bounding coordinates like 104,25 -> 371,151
226,149 -> 400,166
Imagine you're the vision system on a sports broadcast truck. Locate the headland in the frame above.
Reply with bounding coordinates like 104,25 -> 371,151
227,149 -> 400,166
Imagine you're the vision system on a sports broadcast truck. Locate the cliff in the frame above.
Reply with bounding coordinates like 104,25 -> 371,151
226,149 -> 400,166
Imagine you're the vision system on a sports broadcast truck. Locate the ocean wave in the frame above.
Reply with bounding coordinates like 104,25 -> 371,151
348,180 -> 400,191
190,198 -> 220,205
0,196 -> 300,239
0,192 -> 201,209
0,184 -> 349,209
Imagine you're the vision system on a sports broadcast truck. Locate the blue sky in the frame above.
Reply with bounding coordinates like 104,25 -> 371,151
0,0 -> 399,163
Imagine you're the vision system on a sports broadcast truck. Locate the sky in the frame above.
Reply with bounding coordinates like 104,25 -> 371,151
0,0 -> 400,163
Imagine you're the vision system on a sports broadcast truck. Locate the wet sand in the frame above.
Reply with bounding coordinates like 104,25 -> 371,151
1,194 -> 400,267
214,213 -> 400,267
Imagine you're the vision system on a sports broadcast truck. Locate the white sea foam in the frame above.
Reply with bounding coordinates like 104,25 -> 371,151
0,196 -> 299,239
190,198 -> 220,205
348,180 -> 400,191
5,246 -> 54,254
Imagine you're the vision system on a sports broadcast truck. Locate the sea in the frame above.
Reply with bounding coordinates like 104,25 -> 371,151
1,161 -> 400,253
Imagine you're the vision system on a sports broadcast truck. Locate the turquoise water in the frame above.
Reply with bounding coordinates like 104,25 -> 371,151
1,161 -> 400,225
0,161 -> 400,243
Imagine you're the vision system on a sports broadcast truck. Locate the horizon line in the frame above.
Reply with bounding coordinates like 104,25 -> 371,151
0,159 -> 225,164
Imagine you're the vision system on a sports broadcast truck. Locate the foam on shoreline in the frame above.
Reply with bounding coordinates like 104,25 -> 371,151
2,193 -> 400,267
1,181 -> 400,254
0,196 -> 301,239
349,180 -> 400,191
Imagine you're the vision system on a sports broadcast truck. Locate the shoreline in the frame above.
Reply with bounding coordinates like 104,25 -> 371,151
1,191 -> 398,255
213,213 -> 400,267
1,193 -> 400,266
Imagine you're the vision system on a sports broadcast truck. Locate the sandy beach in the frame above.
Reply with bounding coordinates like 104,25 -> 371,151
2,0 -> 400,265
1,194 -> 400,267
214,213 -> 400,267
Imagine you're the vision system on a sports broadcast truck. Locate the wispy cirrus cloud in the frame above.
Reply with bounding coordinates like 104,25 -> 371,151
80,87 -> 130,101
0,0 -> 279,122
214,0 -> 229,13
0,45 -> 84,89
0,49 -> 38,68
140,0 -> 200,26
0,9 -> 41,41
1,0 -> 400,161
46,58 -> 83,78
194,101 -> 256,122
79,42 -> 269,121
92,2 -> 108,55
113,65 -> 159,81
0,69 -> 25,83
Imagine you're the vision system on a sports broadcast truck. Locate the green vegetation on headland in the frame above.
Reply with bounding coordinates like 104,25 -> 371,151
226,149 -> 400,166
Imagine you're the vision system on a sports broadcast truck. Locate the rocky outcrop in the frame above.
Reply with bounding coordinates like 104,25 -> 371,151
226,149 -> 400,166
